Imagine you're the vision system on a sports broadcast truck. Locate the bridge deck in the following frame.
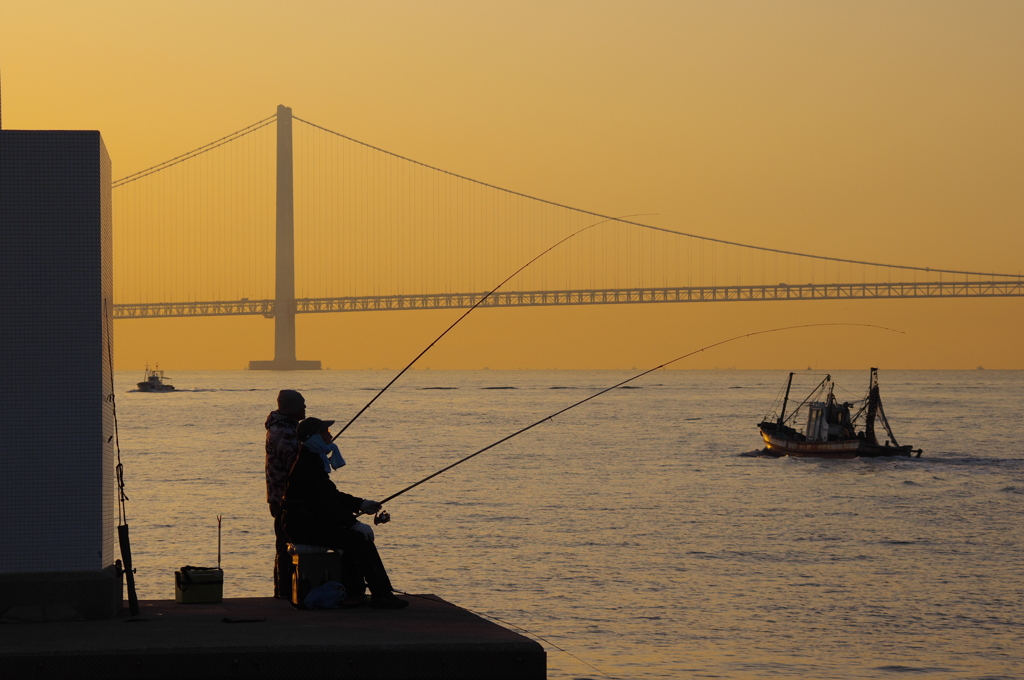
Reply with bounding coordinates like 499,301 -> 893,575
113,280 -> 1024,318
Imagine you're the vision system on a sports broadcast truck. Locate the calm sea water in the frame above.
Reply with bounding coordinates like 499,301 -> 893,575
114,369 -> 1024,680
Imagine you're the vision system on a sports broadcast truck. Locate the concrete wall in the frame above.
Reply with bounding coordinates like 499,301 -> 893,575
0,130 -> 116,579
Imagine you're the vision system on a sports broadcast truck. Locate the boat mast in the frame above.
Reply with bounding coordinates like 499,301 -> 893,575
777,372 -> 795,427
864,367 -> 880,445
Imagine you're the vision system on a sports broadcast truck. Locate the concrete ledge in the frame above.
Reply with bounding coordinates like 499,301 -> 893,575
0,566 -> 123,621
0,595 -> 545,679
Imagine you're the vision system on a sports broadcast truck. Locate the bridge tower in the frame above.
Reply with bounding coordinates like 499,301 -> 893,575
249,105 -> 321,370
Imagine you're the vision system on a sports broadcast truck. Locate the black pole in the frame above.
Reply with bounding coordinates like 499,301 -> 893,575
778,371 -> 794,426
118,525 -> 140,616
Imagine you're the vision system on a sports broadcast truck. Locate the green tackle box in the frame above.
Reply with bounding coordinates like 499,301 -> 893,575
174,566 -> 223,604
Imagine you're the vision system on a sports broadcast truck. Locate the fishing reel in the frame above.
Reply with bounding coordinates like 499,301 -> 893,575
373,509 -> 391,526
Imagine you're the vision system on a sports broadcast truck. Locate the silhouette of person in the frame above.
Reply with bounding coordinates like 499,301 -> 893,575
265,389 -> 305,598
282,417 -> 409,609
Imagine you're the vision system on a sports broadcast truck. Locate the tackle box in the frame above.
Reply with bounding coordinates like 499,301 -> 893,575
174,566 -> 224,603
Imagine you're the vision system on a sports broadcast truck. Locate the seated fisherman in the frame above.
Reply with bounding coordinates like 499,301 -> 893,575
282,417 -> 409,610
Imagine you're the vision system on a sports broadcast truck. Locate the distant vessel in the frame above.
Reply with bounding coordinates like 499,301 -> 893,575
757,368 -> 921,458
137,365 -> 175,392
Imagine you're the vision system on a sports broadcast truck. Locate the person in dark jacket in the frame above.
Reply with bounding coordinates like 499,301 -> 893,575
282,417 -> 409,609
265,389 -> 306,598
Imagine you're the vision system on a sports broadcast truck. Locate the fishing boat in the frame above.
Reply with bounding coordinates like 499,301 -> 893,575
757,368 -> 921,458
137,364 -> 175,392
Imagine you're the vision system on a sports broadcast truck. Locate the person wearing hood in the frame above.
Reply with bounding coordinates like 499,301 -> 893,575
265,389 -> 306,598
282,417 -> 409,609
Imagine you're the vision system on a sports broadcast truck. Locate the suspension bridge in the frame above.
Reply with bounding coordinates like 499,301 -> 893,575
112,106 -> 1024,369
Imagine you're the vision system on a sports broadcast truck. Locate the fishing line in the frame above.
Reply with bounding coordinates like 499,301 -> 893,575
374,322 -> 904,506
392,591 -> 617,679
333,212 -> 657,440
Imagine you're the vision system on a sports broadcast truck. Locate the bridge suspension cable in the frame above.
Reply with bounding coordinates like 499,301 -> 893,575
112,115 -> 276,188
112,114 -> 277,306
294,115 -> 1020,282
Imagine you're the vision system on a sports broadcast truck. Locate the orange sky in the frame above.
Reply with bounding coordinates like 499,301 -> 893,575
3,1 -> 1022,369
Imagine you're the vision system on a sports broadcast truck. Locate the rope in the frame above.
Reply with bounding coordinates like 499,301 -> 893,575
103,299 -> 128,524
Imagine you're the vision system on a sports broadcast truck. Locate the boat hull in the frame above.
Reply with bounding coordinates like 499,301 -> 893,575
137,383 -> 175,392
759,430 -> 915,459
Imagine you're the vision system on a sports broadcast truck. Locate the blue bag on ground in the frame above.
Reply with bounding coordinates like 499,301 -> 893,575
304,581 -> 346,609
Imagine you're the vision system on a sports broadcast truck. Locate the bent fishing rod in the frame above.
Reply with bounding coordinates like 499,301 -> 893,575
368,322 -> 904,509
333,213 -> 655,442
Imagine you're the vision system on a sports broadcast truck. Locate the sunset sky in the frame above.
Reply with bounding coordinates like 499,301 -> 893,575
3,1 -> 1022,370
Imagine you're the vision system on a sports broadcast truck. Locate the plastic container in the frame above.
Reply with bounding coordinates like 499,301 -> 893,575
174,566 -> 224,604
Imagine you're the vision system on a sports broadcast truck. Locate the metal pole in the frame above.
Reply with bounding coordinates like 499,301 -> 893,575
778,371 -> 794,426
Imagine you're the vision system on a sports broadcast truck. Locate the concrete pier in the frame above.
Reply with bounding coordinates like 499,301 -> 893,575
0,595 -> 546,679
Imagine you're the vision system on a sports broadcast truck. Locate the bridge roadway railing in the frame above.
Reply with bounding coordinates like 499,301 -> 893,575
114,298 -> 275,318
113,279 -> 1024,318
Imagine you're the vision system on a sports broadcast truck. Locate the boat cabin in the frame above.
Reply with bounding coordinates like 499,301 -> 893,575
804,394 -> 854,442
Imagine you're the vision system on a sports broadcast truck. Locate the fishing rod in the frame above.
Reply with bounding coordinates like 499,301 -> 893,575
104,298 -> 140,616
371,322 -> 904,508
333,213 -> 655,441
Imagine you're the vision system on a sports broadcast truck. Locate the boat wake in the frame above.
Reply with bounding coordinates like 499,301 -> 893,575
128,388 -> 262,393
738,448 -> 783,458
